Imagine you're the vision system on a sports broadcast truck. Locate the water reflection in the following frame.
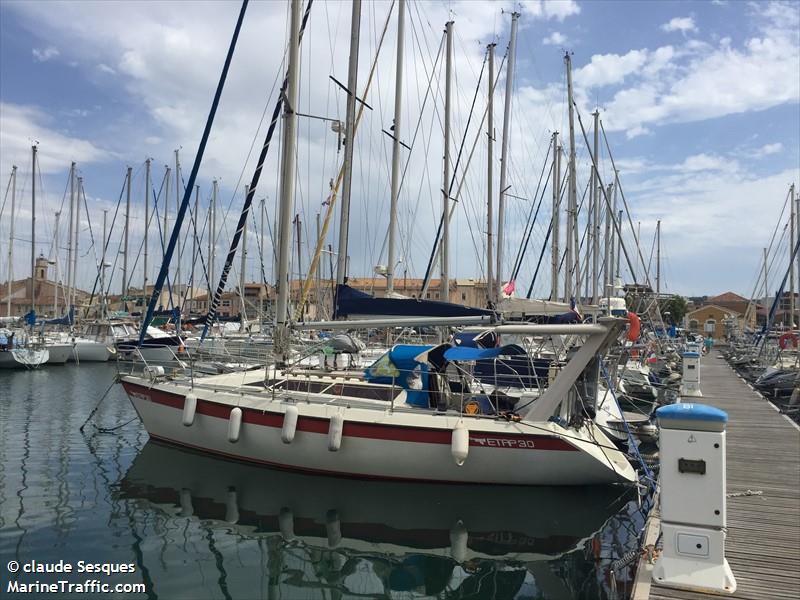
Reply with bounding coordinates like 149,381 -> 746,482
119,442 -> 642,599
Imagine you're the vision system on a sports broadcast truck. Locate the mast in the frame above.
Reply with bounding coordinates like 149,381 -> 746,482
209,179 -> 217,312
294,213 -> 302,317
496,11 -> 519,298
100,209 -> 107,320
564,52 -> 578,303
615,208 -> 622,281
763,247 -> 769,302
54,211 -> 60,315
591,110 -> 600,304
191,184 -> 199,314
163,166 -> 171,259
240,187 -> 248,322
274,0 -> 302,361
790,183 -> 796,327
656,219 -> 661,297
603,182 -> 612,294
386,0 -> 405,294
143,158 -> 151,300
71,169 -> 80,310
30,144 -> 36,314
441,19 -> 453,302
7,165 -> 16,317
123,166 -> 131,296
75,177 -> 82,310
175,149 -> 181,303
795,184 -> 800,328
486,42 -> 495,305
550,133 -> 560,301
335,0 -> 362,287
66,162 -> 75,310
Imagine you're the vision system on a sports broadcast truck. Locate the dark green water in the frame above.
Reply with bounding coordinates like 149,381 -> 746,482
0,364 -> 646,599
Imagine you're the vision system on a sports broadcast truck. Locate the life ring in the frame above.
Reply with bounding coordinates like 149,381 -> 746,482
627,312 -> 641,342
779,332 -> 798,349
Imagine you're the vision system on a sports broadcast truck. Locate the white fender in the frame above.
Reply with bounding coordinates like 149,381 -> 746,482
451,421 -> 469,466
450,520 -> 468,563
279,507 -> 295,540
282,405 -> 299,444
326,509 -> 342,547
179,488 -> 194,517
328,413 -> 344,452
182,393 -> 197,426
228,407 -> 243,443
225,489 -> 239,524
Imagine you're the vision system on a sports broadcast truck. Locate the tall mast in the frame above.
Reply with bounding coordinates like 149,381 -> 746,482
386,0 -> 405,294
486,42 -> 496,305
209,179 -> 217,313
53,211 -> 60,315
603,182 -> 612,294
550,133 -> 560,301
274,0 -> 302,360
71,171 -> 80,310
496,11 -> 519,298
240,185 -> 249,320
30,144 -> 36,314
763,247 -> 769,302
564,52 -> 578,303
123,166 -> 131,296
795,184 -> 800,328
66,162 -> 75,310
143,158 -> 151,299
191,184 -> 199,313
335,0 -> 362,287
163,166 -> 171,259
175,149 -> 181,302
441,19 -> 454,302
790,183 -> 796,327
656,219 -> 661,297
75,177 -> 82,309
7,165 -> 16,317
101,209 -> 107,320
615,208 -> 622,281
591,109 -> 600,304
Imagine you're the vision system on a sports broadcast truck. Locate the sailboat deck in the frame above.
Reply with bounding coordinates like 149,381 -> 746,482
634,349 -> 800,600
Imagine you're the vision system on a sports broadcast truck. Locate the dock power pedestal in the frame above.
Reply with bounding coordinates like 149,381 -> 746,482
653,403 -> 736,594
680,351 -> 702,397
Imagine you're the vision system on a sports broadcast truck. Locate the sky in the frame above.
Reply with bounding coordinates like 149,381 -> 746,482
0,0 -> 798,302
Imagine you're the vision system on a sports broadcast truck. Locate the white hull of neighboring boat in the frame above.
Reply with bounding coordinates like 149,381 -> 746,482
121,378 -> 636,486
71,339 -> 115,362
0,348 -> 50,369
45,343 -> 73,365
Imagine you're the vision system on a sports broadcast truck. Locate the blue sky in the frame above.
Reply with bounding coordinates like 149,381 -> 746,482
1,0 -> 798,301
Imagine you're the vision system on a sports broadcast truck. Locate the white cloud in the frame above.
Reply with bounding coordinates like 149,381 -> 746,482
753,142 -> 783,157
661,17 -> 698,34
0,102 -> 107,175
625,125 -> 650,139
32,45 -> 59,62
542,31 -> 567,46
96,63 -> 116,75
575,49 -> 648,87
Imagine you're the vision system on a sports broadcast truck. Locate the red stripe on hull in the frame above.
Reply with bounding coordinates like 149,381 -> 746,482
121,381 -> 576,452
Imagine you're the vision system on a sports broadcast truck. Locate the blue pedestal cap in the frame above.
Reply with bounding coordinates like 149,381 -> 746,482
682,351 -> 700,358
657,403 -> 728,432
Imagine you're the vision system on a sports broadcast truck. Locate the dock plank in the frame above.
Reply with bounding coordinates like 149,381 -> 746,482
635,350 -> 800,600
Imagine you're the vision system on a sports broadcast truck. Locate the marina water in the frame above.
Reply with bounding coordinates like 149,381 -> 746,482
1,365 -> 646,599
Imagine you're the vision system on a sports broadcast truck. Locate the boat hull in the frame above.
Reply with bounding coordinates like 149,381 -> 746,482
121,378 -> 636,486
45,343 -> 73,365
71,340 -> 115,362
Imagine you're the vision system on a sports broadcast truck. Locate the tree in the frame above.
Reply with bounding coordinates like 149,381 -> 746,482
660,295 -> 688,325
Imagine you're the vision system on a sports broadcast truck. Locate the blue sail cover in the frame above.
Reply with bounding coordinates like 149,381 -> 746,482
364,344 -> 433,408
333,284 -> 493,319
43,306 -> 75,326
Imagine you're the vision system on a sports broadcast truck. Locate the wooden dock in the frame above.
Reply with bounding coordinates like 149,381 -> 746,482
633,350 -> 800,600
